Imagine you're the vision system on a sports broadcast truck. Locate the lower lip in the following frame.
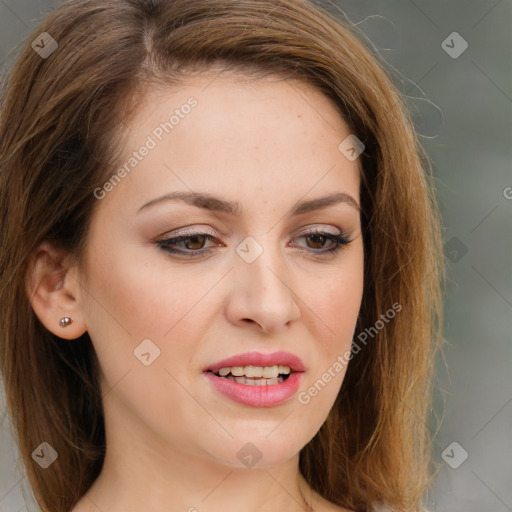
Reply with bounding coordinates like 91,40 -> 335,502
203,371 -> 304,407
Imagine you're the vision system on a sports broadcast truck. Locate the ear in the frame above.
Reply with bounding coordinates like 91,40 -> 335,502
25,241 -> 87,340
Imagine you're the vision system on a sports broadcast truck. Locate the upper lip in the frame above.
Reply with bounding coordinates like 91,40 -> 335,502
205,351 -> 305,373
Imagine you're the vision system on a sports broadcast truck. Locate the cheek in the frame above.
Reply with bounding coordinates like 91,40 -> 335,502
81,245 -> 208,432
84,237 -> 214,339
299,253 -> 363,413
82,240 -> 234,417
316,258 -> 364,351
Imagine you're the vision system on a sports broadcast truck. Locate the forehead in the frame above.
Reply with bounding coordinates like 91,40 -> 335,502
127,69 -> 351,148
100,71 -> 361,216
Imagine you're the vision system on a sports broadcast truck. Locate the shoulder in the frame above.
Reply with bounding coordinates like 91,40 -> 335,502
315,496 -> 431,512
373,506 -> 432,512
313,496 -> 356,512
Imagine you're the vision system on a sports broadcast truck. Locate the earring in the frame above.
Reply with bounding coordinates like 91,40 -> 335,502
59,317 -> 73,327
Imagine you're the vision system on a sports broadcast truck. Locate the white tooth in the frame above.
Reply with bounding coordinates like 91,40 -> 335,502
231,366 -> 244,377
244,365 -> 263,378
227,375 -> 285,386
278,365 -> 291,375
262,365 -> 279,378
219,365 -> 289,379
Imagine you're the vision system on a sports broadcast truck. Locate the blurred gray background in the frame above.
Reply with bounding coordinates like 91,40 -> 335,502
0,1 -> 511,511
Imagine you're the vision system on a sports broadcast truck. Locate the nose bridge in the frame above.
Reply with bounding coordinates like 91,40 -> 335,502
230,233 -> 300,331
236,230 -> 288,287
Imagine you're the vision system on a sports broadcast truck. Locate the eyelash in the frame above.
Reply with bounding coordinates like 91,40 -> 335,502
156,228 -> 351,258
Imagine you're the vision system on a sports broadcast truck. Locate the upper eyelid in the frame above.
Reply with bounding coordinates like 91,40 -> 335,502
167,227 -> 217,238
162,224 -> 346,239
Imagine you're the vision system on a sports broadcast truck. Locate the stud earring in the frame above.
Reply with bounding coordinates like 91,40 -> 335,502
59,317 -> 73,327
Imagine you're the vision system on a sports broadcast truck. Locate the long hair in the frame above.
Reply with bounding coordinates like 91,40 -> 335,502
0,1 -> 444,511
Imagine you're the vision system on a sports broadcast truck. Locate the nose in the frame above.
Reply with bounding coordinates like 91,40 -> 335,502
225,242 -> 301,334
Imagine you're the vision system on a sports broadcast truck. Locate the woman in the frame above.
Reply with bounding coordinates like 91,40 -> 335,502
0,1 -> 444,511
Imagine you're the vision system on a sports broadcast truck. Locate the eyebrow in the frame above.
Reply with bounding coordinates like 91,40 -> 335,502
137,191 -> 361,216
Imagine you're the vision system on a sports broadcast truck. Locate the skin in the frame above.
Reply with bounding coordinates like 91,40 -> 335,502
28,70 -> 364,512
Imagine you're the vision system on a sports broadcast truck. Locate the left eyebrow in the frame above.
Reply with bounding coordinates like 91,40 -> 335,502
137,191 -> 361,216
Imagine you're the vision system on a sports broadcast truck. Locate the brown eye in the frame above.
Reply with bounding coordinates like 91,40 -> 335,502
183,235 -> 208,250
305,234 -> 328,249
156,232 -> 219,257
293,230 -> 351,255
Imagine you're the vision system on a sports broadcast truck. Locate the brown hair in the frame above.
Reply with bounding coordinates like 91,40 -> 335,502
0,1 -> 444,511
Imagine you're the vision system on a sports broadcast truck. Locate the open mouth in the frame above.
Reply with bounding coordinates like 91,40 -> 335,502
209,365 -> 293,386
203,352 -> 304,406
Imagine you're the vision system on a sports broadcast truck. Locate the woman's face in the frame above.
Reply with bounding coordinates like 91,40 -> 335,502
77,71 -> 364,469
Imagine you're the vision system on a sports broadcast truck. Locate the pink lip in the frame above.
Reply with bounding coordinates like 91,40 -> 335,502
203,351 -> 305,408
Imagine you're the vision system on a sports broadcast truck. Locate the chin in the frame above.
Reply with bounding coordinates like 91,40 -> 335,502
204,435 -> 304,470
